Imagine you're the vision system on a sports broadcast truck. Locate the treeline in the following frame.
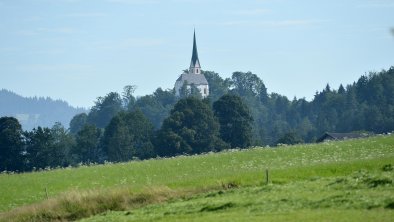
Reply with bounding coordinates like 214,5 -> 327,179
205,67 -> 394,144
1,67 -> 393,172
70,66 -> 394,146
0,94 -> 252,172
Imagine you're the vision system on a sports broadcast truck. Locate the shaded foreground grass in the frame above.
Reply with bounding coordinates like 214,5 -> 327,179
89,209 -> 393,222
0,135 -> 393,221
82,167 -> 394,222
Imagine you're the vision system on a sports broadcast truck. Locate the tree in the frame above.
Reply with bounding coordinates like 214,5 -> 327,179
268,120 -> 291,145
69,113 -> 87,134
24,123 -> 73,169
24,126 -> 54,169
153,88 -> 176,107
364,105 -> 384,133
202,70 -> 230,102
132,88 -> 177,129
296,117 -> 315,142
259,83 -> 269,105
102,110 -> 155,162
324,83 -> 331,92
87,92 -> 123,128
338,84 -> 346,94
271,93 -> 290,115
0,117 -> 24,171
50,122 -> 74,167
122,85 -> 137,110
124,110 -> 155,159
230,71 -> 266,97
156,97 -> 228,156
355,75 -> 369,102
275,132 -> 303,145
73,124 -> 103,164
102,115 -> 132,162
134,95 -> 167,129
213,94 -> 253,148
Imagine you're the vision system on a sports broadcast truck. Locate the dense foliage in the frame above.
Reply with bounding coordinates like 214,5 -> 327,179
0,117 -> 24,171
156,97 -> 228,156
204,67 -> 394,144
213,94 -> 253,148
73,124 -> 102,163
0,67 -> 393,172
102,109 -> 155,161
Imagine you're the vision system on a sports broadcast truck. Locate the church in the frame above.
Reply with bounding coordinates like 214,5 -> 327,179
174,31 -> 209,98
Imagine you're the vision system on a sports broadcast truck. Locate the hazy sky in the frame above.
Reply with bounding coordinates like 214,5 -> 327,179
1,0 -> 393,108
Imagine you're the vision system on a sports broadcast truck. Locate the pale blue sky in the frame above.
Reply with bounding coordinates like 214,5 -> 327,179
0,0 -> 393,108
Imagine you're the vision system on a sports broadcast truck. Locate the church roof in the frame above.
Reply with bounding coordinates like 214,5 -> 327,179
190,30 -> 200,67
176,73 -> 208,85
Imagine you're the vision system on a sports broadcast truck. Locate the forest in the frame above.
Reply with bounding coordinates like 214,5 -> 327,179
0,89 -> 86,130
0,66 -> 393,172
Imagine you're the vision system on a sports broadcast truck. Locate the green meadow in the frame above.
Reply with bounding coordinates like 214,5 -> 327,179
0,135 -> 393,221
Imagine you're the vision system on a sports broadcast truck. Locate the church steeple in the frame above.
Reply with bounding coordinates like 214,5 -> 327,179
189,29 -> 201,74
174,29 -> 209,98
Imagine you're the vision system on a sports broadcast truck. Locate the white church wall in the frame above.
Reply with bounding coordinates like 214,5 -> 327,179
174,81 -> 209,98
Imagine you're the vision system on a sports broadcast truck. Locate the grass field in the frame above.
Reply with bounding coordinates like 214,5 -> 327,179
0,135 -> 393,221
82,167 -> 394,222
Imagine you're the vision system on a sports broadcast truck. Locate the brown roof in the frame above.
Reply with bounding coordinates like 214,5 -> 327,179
317,132 -> 367,142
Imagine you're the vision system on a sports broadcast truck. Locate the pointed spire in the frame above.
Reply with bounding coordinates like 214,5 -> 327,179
189,29 -> 201,74
191,29 -> 199,66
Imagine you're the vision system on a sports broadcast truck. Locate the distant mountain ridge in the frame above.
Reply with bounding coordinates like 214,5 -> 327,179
0,89 -> 86,130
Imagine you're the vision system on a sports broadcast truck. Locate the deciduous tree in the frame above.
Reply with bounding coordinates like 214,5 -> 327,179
87,92 -> 123,128
102,110 -> 154,162
156,97 -> 228,156
213,94 -> 253,148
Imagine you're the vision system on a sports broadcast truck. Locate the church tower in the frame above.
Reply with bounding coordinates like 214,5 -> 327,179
174,30 -> 209,98
189,30 -> 201,74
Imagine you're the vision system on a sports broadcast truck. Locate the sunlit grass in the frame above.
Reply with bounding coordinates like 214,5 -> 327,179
0,135 -> 393,221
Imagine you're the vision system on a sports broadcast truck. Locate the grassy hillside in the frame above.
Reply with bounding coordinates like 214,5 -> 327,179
0,135 -> 393,221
